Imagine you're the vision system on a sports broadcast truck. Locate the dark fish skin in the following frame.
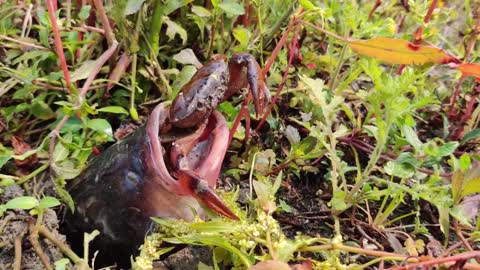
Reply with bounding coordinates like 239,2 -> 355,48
64,122 -> 202,268
65,126 -> 152,267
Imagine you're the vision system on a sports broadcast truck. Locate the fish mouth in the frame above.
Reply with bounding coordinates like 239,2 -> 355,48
145,103 -> 239,220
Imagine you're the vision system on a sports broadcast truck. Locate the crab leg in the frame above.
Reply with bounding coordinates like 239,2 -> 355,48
227,53 -> 270,117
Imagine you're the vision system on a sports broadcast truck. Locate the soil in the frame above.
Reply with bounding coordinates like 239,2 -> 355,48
0,184 -> 71,270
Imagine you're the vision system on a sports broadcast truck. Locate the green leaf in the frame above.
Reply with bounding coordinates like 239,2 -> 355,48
330,190 -> 347,212
437,141 -> 459,157
87,118 -> 113,138
54,179 -> 75,212
0,153 -> 12,170
31,100 -> 56,120
39,196 -> 61,210
163,235 -> 251,267
218,1 -> 245,17
52,160 -> 82,180
233,27 -> 250,50
54,258 -> 70,270
97,106 -> 129,115
78,5 -> 91,20
5,196 -> 39,210
70,60 -> 98,82
278,199 -> 293,213
299,0 -> 317,10
192,5 -> 211,17
461,128 -> 480,145
162,0 -> 193,16
459,154 -> 471,172
189,221 -> 238,233
124,0 -> 146,15
402,125 -> 422,152
462,164 -> 480,197
53,141 -> 69,163
162,16 -> 187,44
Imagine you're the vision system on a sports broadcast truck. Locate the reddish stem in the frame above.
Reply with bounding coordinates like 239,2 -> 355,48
46,0 -> 72,93
388,251 -> 480,270
398,0 -> 438,73
256,21 -> 301,132
367,0 -> 382,21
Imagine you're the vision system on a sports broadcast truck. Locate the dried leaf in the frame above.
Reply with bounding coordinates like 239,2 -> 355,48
173,49 -> 203,68
249,260 -> 291,270
456,63 -> 480,79
11,136 -> 37,167
348,37 -> 460,65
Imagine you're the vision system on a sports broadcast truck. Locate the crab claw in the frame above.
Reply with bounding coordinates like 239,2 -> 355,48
227,53 -> 270,117
178,172 -> 239,220
171,110 -> 238,220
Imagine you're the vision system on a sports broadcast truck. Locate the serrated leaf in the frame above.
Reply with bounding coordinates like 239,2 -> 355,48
124,0 -> 146,15
5,196 -> 39,210
218,1 -> 245,17
299,0 -> 317,10
97,106 -> 129,115
87,118 -> 113,137
437,141 -> 459,157
39,196 -> 61,209
285,125 -> 301,145
349,37 -> 460,65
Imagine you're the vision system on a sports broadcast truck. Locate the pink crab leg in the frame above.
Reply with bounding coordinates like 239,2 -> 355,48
178,171 -> 239,220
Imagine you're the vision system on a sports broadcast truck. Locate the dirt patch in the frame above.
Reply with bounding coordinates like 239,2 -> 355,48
0,184 -> 71,270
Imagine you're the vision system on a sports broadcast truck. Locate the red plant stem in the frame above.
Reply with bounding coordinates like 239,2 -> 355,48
262,8 -> 302,76
388,251 -> 480,270
228,102 -> 249,145
398,0 -> 438,73
367,0 -> 382,21
255,21 -> 301,132
92,0 -> 115,46
76,0 -> 87,60
449,13 -> 480,118
49,0 -> 118,165
228,8 -> 302,143
46,0 -> 72,93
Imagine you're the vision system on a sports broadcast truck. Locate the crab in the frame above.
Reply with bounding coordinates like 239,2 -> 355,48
65,53 -> 269,267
